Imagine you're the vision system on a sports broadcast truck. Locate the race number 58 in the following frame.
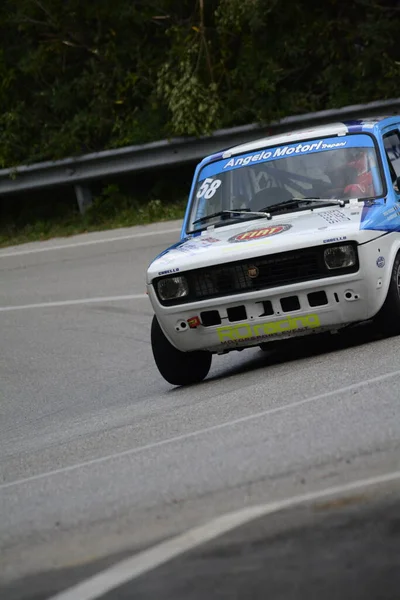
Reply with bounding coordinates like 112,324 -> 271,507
196,178 -> 222,199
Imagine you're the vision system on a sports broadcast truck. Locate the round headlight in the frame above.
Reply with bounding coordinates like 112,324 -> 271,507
157,276 -> 189,301
324,245 -> 356,270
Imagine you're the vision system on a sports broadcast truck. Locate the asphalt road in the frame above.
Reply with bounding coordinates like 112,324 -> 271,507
1,220 -> 400,600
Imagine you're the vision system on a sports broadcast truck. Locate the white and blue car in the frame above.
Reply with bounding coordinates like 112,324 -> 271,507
146,117 -> 400,386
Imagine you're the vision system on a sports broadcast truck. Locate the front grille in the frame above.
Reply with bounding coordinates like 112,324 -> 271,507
154,244 -> 358,305
192,249 -> 321,299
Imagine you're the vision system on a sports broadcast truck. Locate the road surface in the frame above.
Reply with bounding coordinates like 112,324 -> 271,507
1,220 -> 399,599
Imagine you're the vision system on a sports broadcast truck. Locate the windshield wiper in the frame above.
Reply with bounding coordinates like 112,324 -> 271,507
260,197 -> 346,217
292,197 -> 346,206
192,209 -> 269,226
193,198 -> 346,226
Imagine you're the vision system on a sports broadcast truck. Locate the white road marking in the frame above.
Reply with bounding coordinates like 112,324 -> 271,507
1,368 -> 399,491
48,468 -> 400,600
0,294 -> 146,312
0,227 -> 181,258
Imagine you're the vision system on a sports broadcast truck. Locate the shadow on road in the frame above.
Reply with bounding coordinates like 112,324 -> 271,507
3,483 -> 400,600
204,321 -> 389,384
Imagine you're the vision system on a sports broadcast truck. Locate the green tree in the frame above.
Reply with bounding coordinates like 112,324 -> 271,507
0,0 -> 399,168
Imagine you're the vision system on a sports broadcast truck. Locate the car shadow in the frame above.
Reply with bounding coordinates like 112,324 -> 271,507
202,321 -> 389,384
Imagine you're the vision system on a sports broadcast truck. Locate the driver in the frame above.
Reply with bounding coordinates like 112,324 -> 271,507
344,149 -> 374,197
326,149 -> 374,198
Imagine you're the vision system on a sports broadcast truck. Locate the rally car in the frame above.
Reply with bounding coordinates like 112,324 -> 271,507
146,116 -> 400,386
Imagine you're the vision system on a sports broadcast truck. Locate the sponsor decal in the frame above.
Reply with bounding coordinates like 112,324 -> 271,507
383,205 -> 400,220
198,134 -> 374,181
217,314 -> 321,343
176,237 -> 218,255
383,208 -> 394,217
361,203 -> 400,234
150,239 -> 186,266
158,268 -> 180,276
248,265 -> 259,278
229,224 -> 291,243
323,236 -> 347,243
223,140 -> 347,170
187,316 -> 201,329
319,210 -> 351,225
376,256 -> 385,268
196,178 -> 222,199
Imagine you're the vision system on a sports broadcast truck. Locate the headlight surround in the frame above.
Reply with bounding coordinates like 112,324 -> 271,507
157,276 -> 189,301
324,244 -> 357,270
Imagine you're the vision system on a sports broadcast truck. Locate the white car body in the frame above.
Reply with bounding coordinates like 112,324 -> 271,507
146,118 -> 400,357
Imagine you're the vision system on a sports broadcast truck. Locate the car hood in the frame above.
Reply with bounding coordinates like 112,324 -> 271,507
147,203 -> 386,282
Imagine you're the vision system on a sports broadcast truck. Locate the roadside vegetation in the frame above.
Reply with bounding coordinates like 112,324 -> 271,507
0,0 -> 398,245
0,175 -> 189,247
0,192 -> 186,247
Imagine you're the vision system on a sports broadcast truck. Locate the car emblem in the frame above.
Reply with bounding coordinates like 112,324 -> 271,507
248,265 -> 259,279
228,224 -> 292,243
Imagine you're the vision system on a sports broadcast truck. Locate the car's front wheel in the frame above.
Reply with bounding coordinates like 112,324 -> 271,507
151,315 -> 212,386
374,251 -> 400,336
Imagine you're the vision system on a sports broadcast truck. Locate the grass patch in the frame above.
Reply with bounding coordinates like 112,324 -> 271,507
0,185 -> 187,248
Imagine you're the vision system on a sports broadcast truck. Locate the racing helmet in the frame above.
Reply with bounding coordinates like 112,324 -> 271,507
347,148 -> 369,175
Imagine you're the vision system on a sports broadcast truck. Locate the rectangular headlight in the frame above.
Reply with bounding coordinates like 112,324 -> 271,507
324,244 -> 356,270
157,276 -> 189,301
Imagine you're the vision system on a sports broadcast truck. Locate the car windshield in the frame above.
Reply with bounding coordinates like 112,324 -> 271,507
188,133 -> 384,232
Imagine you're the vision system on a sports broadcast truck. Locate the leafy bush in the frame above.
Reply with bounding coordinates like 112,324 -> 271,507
0,0 -> 398,169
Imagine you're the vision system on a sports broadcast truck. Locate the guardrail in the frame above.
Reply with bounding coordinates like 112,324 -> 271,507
1,98 -> 399,213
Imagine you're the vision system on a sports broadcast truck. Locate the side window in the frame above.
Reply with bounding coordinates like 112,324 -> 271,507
383,130 -> 400,193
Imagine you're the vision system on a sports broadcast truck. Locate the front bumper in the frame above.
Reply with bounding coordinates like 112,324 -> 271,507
147,241 -> 392,353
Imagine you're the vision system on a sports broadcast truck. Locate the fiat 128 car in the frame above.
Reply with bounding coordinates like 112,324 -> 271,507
146,117 -> 400,386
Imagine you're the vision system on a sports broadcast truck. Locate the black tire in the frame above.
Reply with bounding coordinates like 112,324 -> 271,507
151,315 -> 212,386
374,251 -> 400,337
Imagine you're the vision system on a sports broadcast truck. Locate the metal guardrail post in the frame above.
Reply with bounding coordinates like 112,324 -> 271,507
74,184 -> 93,214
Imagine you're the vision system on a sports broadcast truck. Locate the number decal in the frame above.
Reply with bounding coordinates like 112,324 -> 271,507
196,178 -> 222,199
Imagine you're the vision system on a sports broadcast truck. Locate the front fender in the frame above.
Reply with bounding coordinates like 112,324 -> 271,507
359,233 -> 400,318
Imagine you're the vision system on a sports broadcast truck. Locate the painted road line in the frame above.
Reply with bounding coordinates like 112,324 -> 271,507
0,227 -> 181,259
0,294 -> 147,312
1,368 -> 399,491
47,468 -> 400,600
